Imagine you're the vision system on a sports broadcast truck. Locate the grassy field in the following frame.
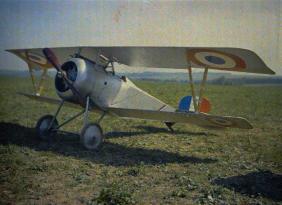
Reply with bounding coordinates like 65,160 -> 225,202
0,76 -> 281,205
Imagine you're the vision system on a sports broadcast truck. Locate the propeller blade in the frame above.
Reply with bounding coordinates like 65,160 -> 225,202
42,48 -> 61,72
42,48 -> 85,105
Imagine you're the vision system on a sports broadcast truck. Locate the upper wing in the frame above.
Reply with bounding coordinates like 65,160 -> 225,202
7,46 -> 275,74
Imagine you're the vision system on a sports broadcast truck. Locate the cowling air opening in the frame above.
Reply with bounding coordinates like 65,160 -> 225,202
178,95 -> 211,113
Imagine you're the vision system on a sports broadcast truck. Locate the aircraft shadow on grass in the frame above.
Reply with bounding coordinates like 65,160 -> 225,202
213,171 -> 282,201
0,122 -> 217,167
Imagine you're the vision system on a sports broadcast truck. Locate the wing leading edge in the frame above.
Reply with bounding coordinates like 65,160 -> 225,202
7,46 -> 275,75
107,107 -> 253,129
19,93 -> 252,129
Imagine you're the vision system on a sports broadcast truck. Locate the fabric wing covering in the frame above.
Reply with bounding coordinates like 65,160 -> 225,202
7,46 -> 275,74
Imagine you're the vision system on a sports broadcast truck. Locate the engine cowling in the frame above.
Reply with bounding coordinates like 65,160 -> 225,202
55,58 -> 96,102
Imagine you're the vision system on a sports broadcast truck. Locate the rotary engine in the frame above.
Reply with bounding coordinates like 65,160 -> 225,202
55,58 -> 96,102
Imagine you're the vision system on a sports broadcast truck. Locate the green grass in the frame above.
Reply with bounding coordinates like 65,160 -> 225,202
0,76 -> 282,204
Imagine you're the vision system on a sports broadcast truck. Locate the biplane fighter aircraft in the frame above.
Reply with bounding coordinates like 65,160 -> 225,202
7,47 -> 275,150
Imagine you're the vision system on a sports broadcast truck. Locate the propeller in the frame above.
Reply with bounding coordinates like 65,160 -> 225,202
42,48 -> 85,105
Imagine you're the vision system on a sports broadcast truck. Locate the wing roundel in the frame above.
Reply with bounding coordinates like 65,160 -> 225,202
186,48 -> 247,71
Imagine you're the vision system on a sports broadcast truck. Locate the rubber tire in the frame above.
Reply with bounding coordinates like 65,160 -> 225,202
36,115 -> 58,140
80,123 -> 103,150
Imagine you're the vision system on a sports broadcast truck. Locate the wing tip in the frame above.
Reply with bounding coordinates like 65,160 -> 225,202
235,117 -> 253,129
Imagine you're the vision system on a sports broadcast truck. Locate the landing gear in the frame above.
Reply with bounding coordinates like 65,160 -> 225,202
36,115 -> 58,140
80,97 -> 105,150
80,123 -> 104,150
35,96 -> 106,150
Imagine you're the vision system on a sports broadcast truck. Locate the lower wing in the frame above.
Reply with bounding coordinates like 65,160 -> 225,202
20,92 -> 252,129
107,107 -> 253,129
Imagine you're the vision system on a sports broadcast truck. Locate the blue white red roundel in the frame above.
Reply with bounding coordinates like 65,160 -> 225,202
187,49 -> 246,71
27,52 -> 48,65
18,51 -> 52,68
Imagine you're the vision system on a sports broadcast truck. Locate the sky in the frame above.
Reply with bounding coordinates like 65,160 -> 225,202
0,0 -> 281,74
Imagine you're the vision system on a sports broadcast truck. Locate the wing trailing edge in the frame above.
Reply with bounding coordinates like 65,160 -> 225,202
18,92 -> 252,129
7,46 -> 275,75
107,107 -> 253,129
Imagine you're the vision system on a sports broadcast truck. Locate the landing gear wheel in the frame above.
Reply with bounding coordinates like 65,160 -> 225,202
80,123 -> 104,150
36,115 -> 58,140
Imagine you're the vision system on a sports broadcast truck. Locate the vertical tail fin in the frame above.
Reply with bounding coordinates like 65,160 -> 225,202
178,96 -> 211,113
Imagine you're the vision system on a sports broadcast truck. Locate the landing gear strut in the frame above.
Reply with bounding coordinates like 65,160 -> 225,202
35,96 -> 106,150
80,96 -> 105,150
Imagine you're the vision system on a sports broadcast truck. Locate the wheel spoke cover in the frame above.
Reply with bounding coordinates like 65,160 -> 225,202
81,123 -> 103,150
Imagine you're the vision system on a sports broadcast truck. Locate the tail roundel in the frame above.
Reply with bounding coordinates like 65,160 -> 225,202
178,96 -> 211,113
